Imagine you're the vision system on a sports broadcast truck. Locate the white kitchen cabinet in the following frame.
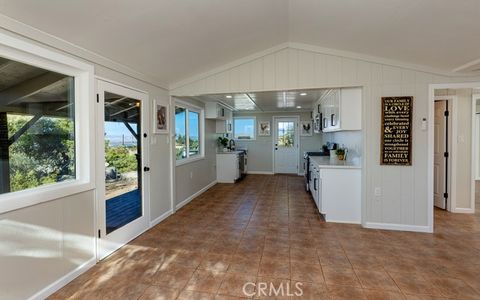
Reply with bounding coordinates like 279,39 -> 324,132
216,153 -> 240,183
322,87 -> 361,132
320,168 -> 361,223
216,118 -> 233,134
205,102 -> 231,120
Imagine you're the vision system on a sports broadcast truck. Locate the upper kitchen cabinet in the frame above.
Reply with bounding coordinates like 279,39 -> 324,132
205,102 -> 233,134
316,87 -> 362,132
206,102 -> 232,120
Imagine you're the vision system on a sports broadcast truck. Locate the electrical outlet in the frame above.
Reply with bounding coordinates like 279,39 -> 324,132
374,187 -> 382,196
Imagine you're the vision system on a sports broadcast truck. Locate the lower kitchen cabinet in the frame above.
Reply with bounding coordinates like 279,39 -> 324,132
320,168 -> 361,224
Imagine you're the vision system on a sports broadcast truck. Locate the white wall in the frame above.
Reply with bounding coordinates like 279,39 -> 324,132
171,44 -> 480,230
233,111 -> 323,174
0,25 -> 172,299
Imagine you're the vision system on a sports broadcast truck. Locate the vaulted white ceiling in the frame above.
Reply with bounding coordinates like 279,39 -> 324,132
0,0 -> 479,87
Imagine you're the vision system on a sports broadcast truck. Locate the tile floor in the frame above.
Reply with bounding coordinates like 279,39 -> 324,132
50,175 -> 480,299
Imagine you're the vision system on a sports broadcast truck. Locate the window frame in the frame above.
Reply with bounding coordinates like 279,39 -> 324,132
0,32 -> 94,214
174,99 -> 205,166
233,116 -> 257,141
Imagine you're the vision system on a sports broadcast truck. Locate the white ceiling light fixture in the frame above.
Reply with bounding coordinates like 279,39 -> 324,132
226,95 -> 232,98
296,105 -> 302,109
300,92 -> 307,96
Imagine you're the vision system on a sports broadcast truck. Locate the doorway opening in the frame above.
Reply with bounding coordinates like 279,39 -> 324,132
429,84 -> 478,231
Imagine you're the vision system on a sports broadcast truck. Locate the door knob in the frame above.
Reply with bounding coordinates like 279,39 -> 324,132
144,166 -> 150,172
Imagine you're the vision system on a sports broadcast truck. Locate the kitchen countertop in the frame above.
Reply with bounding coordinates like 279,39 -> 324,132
310,156 -> 361,169
216,150 -> 244,154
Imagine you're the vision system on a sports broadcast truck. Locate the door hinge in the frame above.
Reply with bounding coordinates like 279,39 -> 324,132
444,110 -> 449,117
98,229 -> 101,238
443,192 -> 449,199
96,94 -> 99,103
444,152 -> 449,158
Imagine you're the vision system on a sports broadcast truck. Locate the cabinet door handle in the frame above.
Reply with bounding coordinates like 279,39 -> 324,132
331,114 -> 336,126
314,178 -> 317,190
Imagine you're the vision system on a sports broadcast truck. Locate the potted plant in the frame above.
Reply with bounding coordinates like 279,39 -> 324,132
217,137 -> 229,151
335,148 -> 346,161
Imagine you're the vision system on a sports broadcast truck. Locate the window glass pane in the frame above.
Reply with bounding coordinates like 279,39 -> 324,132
234,118 -> 255,140
277,121 -> 295,147
188,111 -> 200,156
175,107 -> 186,160
0,57 -> 75,195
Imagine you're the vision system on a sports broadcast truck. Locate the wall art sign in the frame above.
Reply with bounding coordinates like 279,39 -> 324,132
381,96 -> 413,166
154,100 -> 169,134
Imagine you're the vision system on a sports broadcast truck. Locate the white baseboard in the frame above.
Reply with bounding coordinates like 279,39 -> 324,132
247,171 -> 274,175
451,208 -> 475,214
150,209 -> 173,227
364,222 -> 433,233
327,219 -> 361,224
28,257 -> 96,300
176,180 -> 217,210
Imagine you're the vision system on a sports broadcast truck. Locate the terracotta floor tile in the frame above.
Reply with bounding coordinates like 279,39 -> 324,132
290,261 -> 324,283
258,257 -> 290,279
199,253 -> 232,272
218,273 -> 257,298
428,276 -> 480,299
291,281 -> 328,299
322,267 -> 361,287
185,269 -> 226,294
388,272 -> 441,296
363,289 -> 406,300
138,285 -> 180,300
152,262 -> 196,288
177,290 -> 216,300
327,285 -> 368,300
49,176 -> 480,300
355,269 -> 400,291
254,277 -> 292,300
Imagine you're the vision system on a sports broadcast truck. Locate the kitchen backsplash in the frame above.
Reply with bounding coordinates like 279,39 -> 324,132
324,131 -> 362,162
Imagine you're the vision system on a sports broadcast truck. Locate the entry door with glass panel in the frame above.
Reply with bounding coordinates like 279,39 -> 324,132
274,117 -> 299,174
96,80 -> 149,259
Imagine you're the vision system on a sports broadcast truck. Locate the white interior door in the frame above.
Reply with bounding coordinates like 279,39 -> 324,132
434,100 -> 448,209
274,117 -> 299,174
96,80 -> 150,260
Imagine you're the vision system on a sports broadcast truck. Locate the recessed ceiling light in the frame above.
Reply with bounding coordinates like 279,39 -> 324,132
300,92 -> 307,96
226,95 -> 232,98
296,106 -> 302,109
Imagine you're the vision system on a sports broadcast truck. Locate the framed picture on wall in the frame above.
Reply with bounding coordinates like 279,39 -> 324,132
154,100 -> 169,134
258,121 -> 271,136
300,121 -> 313,136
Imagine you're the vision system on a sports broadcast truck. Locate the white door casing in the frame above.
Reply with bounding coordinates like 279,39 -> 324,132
273,116 -> 299,174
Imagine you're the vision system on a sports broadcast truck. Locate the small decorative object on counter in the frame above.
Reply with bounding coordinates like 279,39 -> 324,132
335,148 -> 346,161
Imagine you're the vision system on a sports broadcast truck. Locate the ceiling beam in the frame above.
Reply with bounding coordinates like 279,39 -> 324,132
0,72 -> 65,106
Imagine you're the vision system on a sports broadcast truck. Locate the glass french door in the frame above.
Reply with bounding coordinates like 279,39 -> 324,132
274,117 -> 299,174
96,80 -> 149,260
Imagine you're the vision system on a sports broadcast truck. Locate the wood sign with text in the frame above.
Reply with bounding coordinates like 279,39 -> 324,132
381,96 -> 413,165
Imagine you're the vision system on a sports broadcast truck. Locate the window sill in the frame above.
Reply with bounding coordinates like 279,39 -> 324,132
0,180 -> 94,215
176,156 -> 205,167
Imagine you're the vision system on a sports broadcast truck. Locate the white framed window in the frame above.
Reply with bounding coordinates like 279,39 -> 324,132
175,100 -> 204,165
0,32 -> 94,214
233,117 -> 256,140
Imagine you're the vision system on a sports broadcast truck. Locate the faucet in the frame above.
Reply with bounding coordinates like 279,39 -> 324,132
228,139 -> 236,151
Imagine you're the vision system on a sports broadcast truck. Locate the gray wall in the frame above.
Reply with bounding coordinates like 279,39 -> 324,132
174,98 -> 217,207
234,111 -> 323,174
